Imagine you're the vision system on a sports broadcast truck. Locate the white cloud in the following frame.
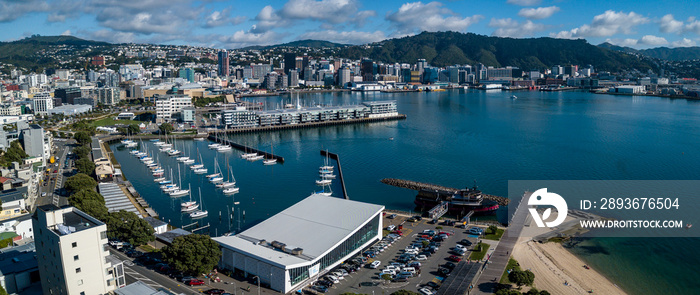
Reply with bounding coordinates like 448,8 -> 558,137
0,0 -> 50,22
671,38 -> 696,47
489,18 -> 546,37
298,30 -> 386,44
506,0 -> 541,6
386,1 -> 482,34
90,0 -> 203,35
250,5 -> 289,33
685,19 -> 700,35
83,29 -> 136,43
280,0 -> 360,23
658,14 -> 684,34
217,30 -> 280,48
518,6 -> 560,20
604,38 -> 640,47
61,30 -> 72,36
352,10 -> 377,27
552,10 -> 649,39
204,7 -> 246,28
639,35 -> 668,46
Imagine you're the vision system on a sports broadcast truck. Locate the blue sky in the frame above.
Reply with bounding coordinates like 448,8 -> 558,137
1,0 -> 699,49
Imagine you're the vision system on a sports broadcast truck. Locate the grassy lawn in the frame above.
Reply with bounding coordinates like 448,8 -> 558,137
483,228 -> 505,241
90,115 -> 142,127
500,258 -> 522,284
138,244 -> 159,253
469,242 -> 490,261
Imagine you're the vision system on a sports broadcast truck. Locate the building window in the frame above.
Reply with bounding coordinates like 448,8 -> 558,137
72,242 -> 77,248
80,292 -> 85,295
100,231 -> 107,239
75,267 -> 81,273
74,255 -> 79,261
77,279 -> 83,286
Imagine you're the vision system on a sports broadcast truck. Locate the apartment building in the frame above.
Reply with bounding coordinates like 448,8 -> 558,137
33,205 -> 117,295
32,92 -> 54,115
155,95 -> 193,123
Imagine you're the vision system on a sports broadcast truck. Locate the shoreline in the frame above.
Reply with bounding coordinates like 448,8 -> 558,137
512,238 -> 626,295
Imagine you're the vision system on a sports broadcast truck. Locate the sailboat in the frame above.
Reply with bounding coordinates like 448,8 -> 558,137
320,150 -> 334,171
189,188 -> 208,218
223,186 -> 239,194
207,157 -> 222,180
208,132 -> 221,149
315,179 -> 332,185
169,167 -> 190,197
217,159 -> 236,188
263,143 -> 277,165
190,148 -> 206,171
181,190 -> 199,212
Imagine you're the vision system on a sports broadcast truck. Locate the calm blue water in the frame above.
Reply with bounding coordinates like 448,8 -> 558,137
112,90 -> 700,294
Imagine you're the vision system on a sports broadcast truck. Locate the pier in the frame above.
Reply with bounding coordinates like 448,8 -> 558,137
381,178 -> 509,206
320,150 -> 349,200
214,114 -> 406,135
209,135 -> 285,163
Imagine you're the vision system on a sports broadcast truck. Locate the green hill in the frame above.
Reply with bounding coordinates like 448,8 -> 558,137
598,42 -> 700,61
0,35 -> 113,72
335,31 -> 654,71
241,39 -> 347,50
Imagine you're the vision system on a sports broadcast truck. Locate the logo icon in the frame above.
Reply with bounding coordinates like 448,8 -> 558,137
528,188 -> 568,227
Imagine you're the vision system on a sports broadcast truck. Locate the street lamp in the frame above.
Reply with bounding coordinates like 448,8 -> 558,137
252,275 -> 260,295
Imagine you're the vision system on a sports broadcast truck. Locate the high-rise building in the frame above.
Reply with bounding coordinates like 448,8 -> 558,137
55,87 -> 81,105
288,70 -> 299,88
97,87 -> 121,106
417,59 -> 428,73
21,124 -> 44,159
179,68 -> 194,82
338,66 -> 351,87
218,50 -> 230,77
32,92 -> 54,115
155,95 -> 193,123
361,59 -> 375,82
33,205 -> 118,295
284,53 -> 297,74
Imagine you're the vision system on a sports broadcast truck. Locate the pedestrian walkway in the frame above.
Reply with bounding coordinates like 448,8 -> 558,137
99,183 -> 139,214
472,192 -> 531,294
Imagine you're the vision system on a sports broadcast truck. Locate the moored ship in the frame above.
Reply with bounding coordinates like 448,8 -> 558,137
414,186 -> 499,215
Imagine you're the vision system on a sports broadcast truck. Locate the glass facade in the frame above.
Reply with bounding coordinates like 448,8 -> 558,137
288,214 -> 380,286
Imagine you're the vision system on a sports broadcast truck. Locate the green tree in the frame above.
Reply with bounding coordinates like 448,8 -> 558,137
508,270 -> 535,288
127,124 -> 140,135
158,123 -> 174,135
390,290 -> 420,295
59,131 -> 65,138
489,225 -> 499,235
162,234 -> 222,275
68,189 -> 108,221
0,141 -> 29,166
64,173 -> 97,192
73,145 -> 91,159
105,211 -> 155,246
495,289 -> 521,295
381,273 -> 392,281
74,131 -> 91,145
0,280 -> 8,295
75,158 -> 96,175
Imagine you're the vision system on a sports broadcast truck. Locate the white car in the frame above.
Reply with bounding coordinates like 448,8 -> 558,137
415,255 -> 428,261
455,244 -> 467,251
325,275 -> 339,283
370,260 -> 381,269
419,288 -> 434,295
386,225 -> 396,231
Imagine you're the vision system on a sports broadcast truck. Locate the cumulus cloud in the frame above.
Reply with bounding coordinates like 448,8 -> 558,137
506,0 -> 541,6
89,0 -> 203,35
352,10 -> 377,27
204,7 -> 246,28
671,38 -> 696,47
83,29 -> 136,44
298,30 -> 386,44
489,18 -> 546,37
0,0 -> 50,22
61,30 -> 72,36
386,1 -> 482,34
280,0 -> 361,23
518,6 -> 560,20
217,30 -> 280,48
250,5 -> 289,33
552,10 -> 649,39
639,35 -> 668,45
685,18 -> 700,35
658,14 -> 684,33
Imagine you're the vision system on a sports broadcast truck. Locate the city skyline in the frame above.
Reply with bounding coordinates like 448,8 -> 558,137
0,0 -> 699,50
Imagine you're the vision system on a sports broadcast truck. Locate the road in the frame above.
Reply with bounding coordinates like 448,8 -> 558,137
108,249 -> 199,295
34,139 -> 74,209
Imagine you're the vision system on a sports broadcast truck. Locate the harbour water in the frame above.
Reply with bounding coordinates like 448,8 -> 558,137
112,89 -> 700,294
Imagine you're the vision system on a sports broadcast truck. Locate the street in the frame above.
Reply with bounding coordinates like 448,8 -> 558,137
33,139 -> 74,209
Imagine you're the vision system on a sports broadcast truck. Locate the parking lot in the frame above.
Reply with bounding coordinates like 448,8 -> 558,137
308,212 -> 489,295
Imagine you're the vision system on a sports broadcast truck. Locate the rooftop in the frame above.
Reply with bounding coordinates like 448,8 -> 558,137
214,194 -> 384,267
0,249 -> 37,276
155,228 -> 191,245
144,217 -> 167,228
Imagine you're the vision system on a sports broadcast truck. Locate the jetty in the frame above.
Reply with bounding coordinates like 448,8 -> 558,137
381,178 -> 509,206
208,135 -> 285,163
321,150 -> 348,200
213,114 -> 406,135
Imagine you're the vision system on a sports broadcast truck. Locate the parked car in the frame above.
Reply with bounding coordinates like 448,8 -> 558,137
443,262 -> 457,270
426,281 -> 441,290
419,287 -> 435,295
448,255 -> 462,262
468,227 -> 484,235
459,239 -> 473,246
428,219 -> 438,224
386,225 -> 396,231
204,289 -> 226,295
388,214 -> 397,219
370,261 -> 381,269
187,279 -> 205,286
313,285 -> 328,293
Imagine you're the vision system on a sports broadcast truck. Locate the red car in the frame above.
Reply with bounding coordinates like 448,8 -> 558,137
392,230 -> 403,236
448,255 -> 462,262
438,232 -> 451,236
187,279 -> 205,286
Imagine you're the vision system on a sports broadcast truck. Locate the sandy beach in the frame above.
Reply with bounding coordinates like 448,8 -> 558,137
512,238 -> 626,295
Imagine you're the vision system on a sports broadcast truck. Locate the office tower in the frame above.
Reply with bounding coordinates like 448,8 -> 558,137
218,50 -> 230,77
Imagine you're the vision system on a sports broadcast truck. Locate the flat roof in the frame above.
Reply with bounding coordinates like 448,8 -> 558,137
214,194 -> 384,267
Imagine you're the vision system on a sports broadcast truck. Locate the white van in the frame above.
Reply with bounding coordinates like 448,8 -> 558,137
381,269 -> 396,276
370,260 -> 381,269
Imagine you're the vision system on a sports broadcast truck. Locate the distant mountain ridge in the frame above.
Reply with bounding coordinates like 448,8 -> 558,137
334,31 -> 653,71
598,42 -> 700,61
240,39 -> 348,50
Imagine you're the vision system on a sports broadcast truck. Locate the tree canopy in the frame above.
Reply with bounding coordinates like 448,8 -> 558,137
64,173 -> 97,192
508,269 -> 535,287
105,210 -> 155,246
75,158 -> 96,175
68,189 -> 108,221
0,141 -> 28,167
162,234 -> 222,275
158,123 -> 174,135
391,290 -> 420,295
73,131 -> 91,145
73,145 -> 91,159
